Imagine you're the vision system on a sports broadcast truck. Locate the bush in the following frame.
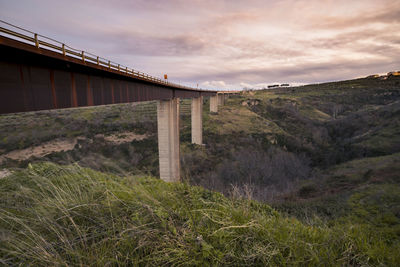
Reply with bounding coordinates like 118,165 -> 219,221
298,184 -> 318,198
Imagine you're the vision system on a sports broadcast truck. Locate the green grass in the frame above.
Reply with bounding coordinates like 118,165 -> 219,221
327,152 -> 400,178
273,151 -> 400,258
298,106 -> 331,121
0,102 -> 157,154
1,162 -> 399,266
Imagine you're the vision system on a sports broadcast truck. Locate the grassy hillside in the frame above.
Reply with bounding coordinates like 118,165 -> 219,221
0,103 -> 159,176
1,75 -> 399,265
1,162 -> 399,266
181,76 -> 400,199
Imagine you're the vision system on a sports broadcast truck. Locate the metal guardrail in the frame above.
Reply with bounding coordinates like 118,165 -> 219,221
0,20 -> 203,91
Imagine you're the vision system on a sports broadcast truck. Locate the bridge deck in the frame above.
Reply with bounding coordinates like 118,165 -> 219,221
0,33 -> 216,114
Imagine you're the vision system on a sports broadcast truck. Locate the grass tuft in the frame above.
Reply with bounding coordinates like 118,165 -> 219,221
1,163 -> 399,266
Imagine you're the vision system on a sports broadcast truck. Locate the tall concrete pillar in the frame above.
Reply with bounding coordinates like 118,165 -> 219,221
210,95 -> 218,113
157,98 -> 180,182
191,96 -> 203,145
218,94 -> 225,106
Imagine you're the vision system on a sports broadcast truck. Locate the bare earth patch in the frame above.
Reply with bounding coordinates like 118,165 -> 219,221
0,169 -> 11,179
0,138 -> 78,163
97,132 -> 148,145
0,132 -> 148,163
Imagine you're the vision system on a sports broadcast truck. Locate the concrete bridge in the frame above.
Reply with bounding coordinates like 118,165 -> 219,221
0,22 -> 239,182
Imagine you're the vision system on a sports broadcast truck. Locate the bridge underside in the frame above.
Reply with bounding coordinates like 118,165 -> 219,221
0,37 -> 215,114
0,34 -> 231,183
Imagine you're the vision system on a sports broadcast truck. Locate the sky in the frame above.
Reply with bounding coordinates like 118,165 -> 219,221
1,0 -> 399,90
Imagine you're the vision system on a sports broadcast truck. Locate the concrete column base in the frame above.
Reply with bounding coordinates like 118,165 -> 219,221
157,98 -> 180,182
191,96 -> 203,145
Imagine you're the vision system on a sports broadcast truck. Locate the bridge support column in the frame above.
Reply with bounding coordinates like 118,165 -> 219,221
191,96 -> 203,145
210,95 -> 218,113
218,94 -> 225,106
157,98 -> 180,182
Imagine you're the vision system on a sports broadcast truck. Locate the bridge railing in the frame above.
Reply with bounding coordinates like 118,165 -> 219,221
0,20 -> 202,91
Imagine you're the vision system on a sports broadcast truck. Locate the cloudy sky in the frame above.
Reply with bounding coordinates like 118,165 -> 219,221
1,0 -> 399,90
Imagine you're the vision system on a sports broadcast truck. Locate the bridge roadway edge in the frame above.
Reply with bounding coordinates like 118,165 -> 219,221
0,35 -> 216,114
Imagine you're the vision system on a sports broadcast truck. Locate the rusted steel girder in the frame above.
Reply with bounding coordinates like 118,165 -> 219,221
0,36 -> 216,114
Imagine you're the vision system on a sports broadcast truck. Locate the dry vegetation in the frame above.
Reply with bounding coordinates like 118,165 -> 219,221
1,163 -> 398,266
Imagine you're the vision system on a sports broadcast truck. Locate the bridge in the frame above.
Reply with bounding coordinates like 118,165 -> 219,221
0,21 -> 239,182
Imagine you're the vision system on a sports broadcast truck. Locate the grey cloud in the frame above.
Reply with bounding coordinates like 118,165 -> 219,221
304,26 -> 400,51
183,57 -> 400,85
354,43 -> 400,60
315,2 -> 400,29
217,39 -> 307,60
90,30 -> 209,57
379,34 -> 400,45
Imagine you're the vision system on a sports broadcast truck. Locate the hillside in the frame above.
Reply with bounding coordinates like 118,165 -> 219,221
0,75 -> 400,265
183,76 -> 400,199
1,162 -> 398,266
